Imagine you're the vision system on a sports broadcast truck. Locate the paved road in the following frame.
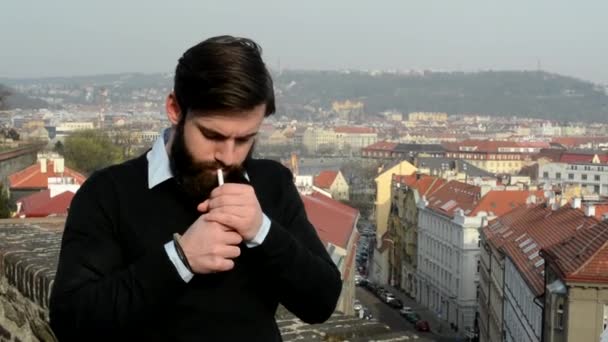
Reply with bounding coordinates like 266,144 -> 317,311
356,286 -> 468,342
356,287 -> 435,340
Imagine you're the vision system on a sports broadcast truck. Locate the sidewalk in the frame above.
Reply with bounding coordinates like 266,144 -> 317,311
385,285 -> 465,340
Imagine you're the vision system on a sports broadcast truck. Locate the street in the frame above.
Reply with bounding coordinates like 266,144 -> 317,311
356,286 -> 467,342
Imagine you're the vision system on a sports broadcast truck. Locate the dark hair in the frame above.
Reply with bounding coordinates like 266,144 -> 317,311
174,35 -> 275,118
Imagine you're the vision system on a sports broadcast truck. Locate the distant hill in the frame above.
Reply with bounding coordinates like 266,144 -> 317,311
274,70 -> 608,122
2,70 -> 607,122
0,84 -> 50,110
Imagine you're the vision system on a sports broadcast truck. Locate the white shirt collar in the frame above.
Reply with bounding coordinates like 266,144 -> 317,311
147,128 -> 173,189
146,128 -> 250,189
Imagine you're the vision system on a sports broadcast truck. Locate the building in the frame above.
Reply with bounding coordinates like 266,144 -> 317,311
301,192 -> 359,315
54,121 -> 95,138
302,127 -> 377,154
416,180 -> 483,335
369,161 -> 417,285
8,156 -> 86,200
538,152 -> 608,195
408,112 -> 449,123
331,100 -> 365,121
416,182 -> 541,337
361,142 -> 445,160
415,157 -> 495,182
386,174 -> 445,297
313,170 -> 350,201
478,200 -> 600,342
15,189 -> 75,218
443,140 -> 549,174
542,214 -> 608,342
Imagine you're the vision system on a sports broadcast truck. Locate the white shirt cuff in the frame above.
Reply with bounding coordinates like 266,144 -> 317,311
246,213 -> 271,248
164,241 -> 194,282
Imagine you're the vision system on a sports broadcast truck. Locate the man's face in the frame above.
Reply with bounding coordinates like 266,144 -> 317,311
169,104 -> 265,203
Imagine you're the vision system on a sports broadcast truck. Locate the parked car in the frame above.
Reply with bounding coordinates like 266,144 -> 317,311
399,307 -> 413,316
404,312 -> 421,323
382,292 -> 395,303
387,298 -> 403,309
415,320 -> 430,332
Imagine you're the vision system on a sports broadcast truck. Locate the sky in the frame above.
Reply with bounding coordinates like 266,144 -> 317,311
1,0 -> 607,83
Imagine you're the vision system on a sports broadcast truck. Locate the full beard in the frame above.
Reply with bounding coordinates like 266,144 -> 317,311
169,121 -> 250,205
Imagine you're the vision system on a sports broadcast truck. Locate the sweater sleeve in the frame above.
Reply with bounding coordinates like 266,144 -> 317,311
49,171 -> 187,341
255,165 -> 342,324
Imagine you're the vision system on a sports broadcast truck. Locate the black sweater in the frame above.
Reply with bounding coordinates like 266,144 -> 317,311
49,154 -> 342,341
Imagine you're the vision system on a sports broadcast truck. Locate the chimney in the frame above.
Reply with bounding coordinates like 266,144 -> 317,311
481,184 -> 492,198
39,158 -> 47,173
54,158 -> 65,173
572,197 -> 582,209
584,204 -> 596,218
526,194 -> 537,205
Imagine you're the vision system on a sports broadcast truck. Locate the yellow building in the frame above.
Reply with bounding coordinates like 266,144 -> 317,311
370,161 -> 416,285
408,112 -> 448,122
302,127 -> 377,154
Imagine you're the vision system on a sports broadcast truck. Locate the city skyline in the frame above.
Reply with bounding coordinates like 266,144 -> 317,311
1,0 -> 607,84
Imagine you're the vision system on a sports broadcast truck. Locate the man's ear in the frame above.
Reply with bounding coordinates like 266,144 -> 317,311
166,92 -> 182,125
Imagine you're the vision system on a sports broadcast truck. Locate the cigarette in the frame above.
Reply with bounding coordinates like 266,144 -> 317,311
217,168 -> 224,186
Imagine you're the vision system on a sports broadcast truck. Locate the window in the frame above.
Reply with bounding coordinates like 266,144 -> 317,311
594,185 -> 600,194
556,172 -> 561,180
543,172 -> 549,178
568,173 -> 574,180
557,303 -> 565,330
595,175 -> 601,181
582,174 -> 588,181
477,259 -> 481,273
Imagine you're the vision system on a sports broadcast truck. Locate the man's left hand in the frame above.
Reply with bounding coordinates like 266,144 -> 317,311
198,183 -> 263,242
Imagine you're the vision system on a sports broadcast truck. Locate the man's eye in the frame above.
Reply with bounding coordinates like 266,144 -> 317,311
236,137 -> 251,144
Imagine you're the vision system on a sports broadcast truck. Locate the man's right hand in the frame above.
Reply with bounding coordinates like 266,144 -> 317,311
179,215 -> 243,274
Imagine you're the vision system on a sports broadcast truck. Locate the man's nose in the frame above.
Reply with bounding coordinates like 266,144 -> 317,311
214,139 -> 236,167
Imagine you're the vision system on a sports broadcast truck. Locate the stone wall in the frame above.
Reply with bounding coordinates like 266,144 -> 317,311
0,221 -> 62,342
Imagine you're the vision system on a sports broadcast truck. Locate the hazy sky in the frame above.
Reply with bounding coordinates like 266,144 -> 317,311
1,0 -> 607,83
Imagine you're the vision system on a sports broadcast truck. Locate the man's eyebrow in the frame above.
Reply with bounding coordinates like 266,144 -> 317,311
197,124 -> 258,139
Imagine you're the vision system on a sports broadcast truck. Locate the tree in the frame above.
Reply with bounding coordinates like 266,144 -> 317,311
63,130 -> 124,175
0,183 -> 15,218
54,140 -> 65,155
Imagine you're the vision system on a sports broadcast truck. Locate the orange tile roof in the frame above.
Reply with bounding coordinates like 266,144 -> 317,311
484,204 -> 598,296
543,220 -> 608,284
314,170 -> 339,189
559,152 -> 608,164
334,126 -> 376,134
471,190 -> 545,217
301,192 -> 359,249
426,180 -> 480,217
16,190 -> 75,218
393,174 -> 446,197
551,137 -> 608,148
362,141 -> 398,151
8,161 -> 86,189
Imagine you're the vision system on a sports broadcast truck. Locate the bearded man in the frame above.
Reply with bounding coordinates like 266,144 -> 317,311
49,36 -> 341,342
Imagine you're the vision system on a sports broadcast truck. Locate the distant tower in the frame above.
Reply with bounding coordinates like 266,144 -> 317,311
537,59 -> 542,72
97,87 -> 108,129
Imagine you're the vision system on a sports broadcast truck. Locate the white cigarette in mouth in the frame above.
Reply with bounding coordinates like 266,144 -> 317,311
217,168 -> 224,186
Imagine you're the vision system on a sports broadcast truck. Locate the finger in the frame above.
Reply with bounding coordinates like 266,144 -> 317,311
218,245 -> 241,259
205,211 -> 245,230
197,200 -> 210,213
220,230 -> 243,245
207,195 -> 249,211
211,257 -> 234,272
210,183 -> 254,197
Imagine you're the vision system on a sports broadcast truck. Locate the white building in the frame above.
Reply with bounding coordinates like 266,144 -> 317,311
416,180 -> 483,334
539,153 -> 608,195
